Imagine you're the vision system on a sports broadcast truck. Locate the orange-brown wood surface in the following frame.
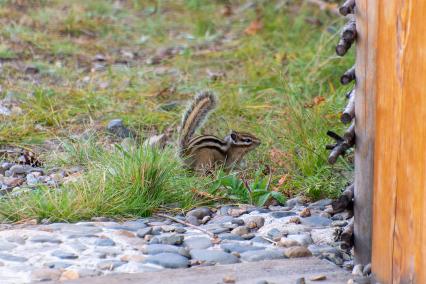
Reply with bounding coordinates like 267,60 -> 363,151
365,0 -> 426,283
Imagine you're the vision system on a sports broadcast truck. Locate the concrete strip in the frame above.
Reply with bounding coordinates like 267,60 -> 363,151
53,257 -> 352,284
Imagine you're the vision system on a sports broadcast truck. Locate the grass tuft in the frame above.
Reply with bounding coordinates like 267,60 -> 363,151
0,145 -> 198,222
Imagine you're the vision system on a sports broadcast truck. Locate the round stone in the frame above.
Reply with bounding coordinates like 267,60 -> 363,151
240,250 -> 285,262
142,244 -> 189,257
51,250 -> 78,260
31,268 -> 62,282
136,227 -> 153,238
183,237 -> 212,250
285,246 -> 313,258
189,249 -> 239,265
245,216 -> 265,228
94,238 -> 115,246
301,216 -> 332,227
221,243 -> 264,254
287,234 -> 313,246
0,253 -> 28,262
150,234 -> 183,245
144,253 -> 189,269
231,226 -> 249,236
30,236 -> 62,244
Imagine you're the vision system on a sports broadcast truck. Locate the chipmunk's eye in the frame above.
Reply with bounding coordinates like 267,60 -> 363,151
243,138 -> 252,143
230,133 -> 237,141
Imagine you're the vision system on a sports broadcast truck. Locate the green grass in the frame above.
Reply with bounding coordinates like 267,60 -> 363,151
0,0 -> 353,221
0,144 -> 201,222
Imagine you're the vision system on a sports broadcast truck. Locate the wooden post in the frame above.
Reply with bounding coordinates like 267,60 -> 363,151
354,0 -> 376,266
358,0 -> 426,282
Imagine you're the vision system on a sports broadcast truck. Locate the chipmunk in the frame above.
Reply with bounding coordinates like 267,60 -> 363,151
179,91 -> 260,173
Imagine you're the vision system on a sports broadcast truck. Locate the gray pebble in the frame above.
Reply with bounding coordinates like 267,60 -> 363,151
51,250 -> 78,259
270,211 -> 296,218
240,250 -> 285,262
136,227 -> 153,238
183,237 -> 212,250
221,243 -> 264,254
30,236 -> 62,244
142,244 -> 190,257
44,262 -> 73,269
145,252 -> 189,269
287,234 -> 313,246
302,216 -> 332,227
150,234 -> 183,245
107,119 -> 133,138
97,260 -> 126,270
217,233 -> 244,241
231,219 -> 245,226
94,238 -> 115,246
0,253 -> 28,262
190,249 -> 239,265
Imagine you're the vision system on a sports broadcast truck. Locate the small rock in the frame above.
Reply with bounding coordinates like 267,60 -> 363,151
267,228 -> 283,241
286,197 -> 305,208
331,220 -> 348,227
310,275 -> 327,281
242,233 -> 255,240
9,165 -> 26,175
221,243 -> 264,254
240,250 -> 285,262
144,252 -> 189,269
302,216 -> 332,227
190,249 -> 239,265
231,219 -> 245,226
231,226 -> 249,236
51,250 -> 78,260
363,263 -> 372,275
186,215 -> 200,226
352,264 -> 364,276
285,246 -> 313,258
287,234 -> 313,246
246,216 -> 265,229
95,238 -> 115,246
251,236 -> 271,244
137,227 -> 153,238
218,233 -> 244,241
120,254 -> 146,262
45,262 -> 73,269
184,237 -> 212,250
0,241 -> 17,251
0,253 -> 28,262
229,208 -> 247,217
299,208 -> 311,218
278,237 -> 300,247
309,199 -> 332,209
60,270 -> 80,281
311,228 -> 337,245
107,119 -> 133,138
296,277 -> 306,284
142,244 -> 189,257
288,216 -> 301,224
31,268 -> 61,282
150,234 -> 184,245
187,207 -> 212,220
3,177 -> 25,187
223,275 -> 236,283
161,225 -> 176,232
30,236 -> 62,244
201,215 -> 211,224
270,211 -> 297,218
97,260 -> 126,270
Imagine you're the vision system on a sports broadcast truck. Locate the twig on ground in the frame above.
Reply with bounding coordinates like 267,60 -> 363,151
156,213 -> 217,239
261,236 -> 278,245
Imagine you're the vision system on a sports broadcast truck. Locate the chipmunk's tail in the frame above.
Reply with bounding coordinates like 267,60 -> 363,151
179,91 -> 217,156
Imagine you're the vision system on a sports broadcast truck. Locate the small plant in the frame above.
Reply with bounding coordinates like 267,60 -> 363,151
209,167 -> 286,206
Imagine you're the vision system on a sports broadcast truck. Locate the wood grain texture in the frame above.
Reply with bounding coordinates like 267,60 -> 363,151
354,0 -> 376,266
370,1 -> 426,283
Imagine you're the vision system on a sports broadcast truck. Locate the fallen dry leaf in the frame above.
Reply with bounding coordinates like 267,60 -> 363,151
244,19 -> 263,35
304,96 -> 325,108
